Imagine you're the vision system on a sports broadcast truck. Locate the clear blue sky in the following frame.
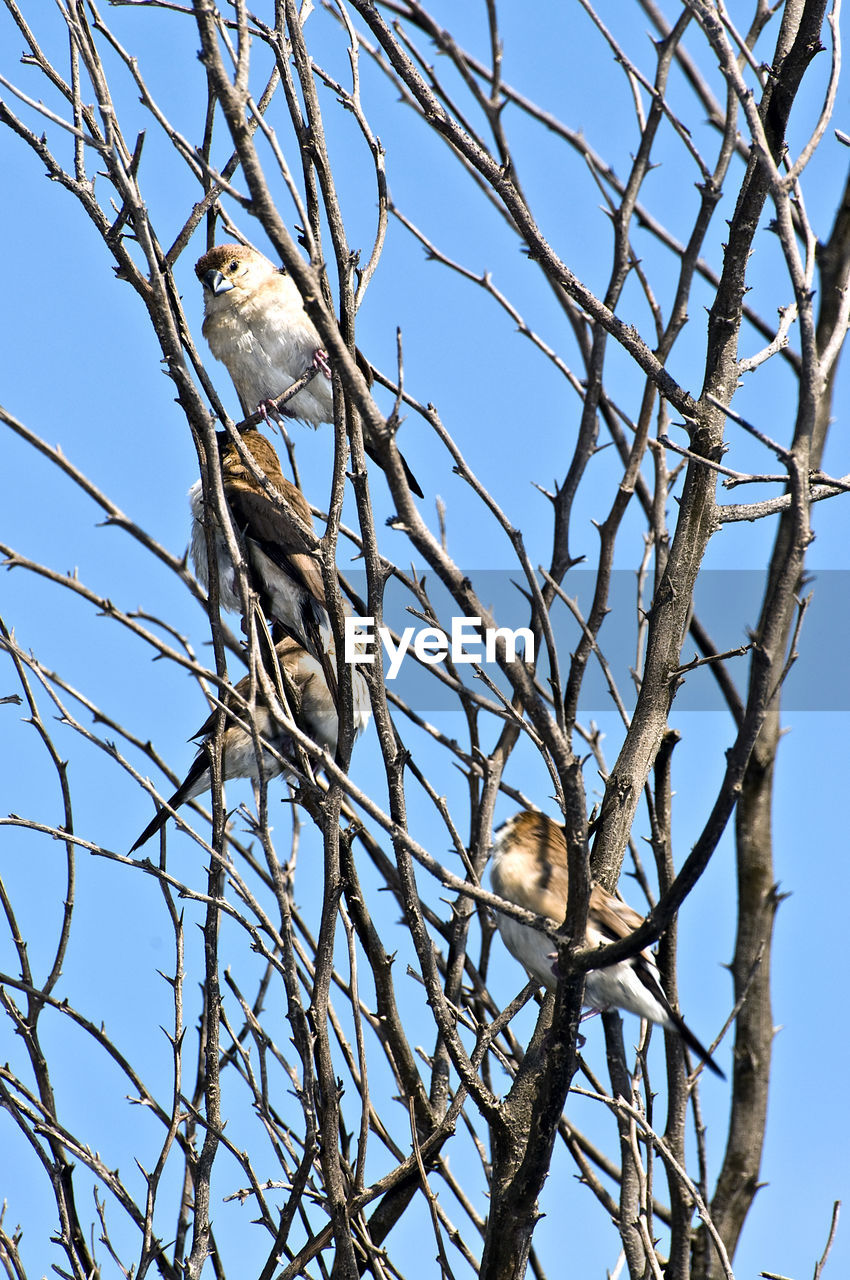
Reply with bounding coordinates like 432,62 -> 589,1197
1,3 -> 848,1277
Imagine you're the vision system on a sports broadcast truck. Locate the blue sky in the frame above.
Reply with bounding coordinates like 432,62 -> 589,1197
1,2 -> 849,1277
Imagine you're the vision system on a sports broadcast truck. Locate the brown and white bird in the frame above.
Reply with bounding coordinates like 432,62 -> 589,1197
195,243 -> 423,497
190,429 -> 332,666
490,811 -> 724,1077
131,635 -> 370,852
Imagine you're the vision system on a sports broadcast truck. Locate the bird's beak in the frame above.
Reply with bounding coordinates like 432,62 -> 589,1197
202,268 -> 234,296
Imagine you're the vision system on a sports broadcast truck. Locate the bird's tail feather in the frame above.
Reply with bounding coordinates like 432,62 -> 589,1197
301,608 -> 338,713
364,438 -> 424,499
666,1007 -> 725,1079
129,757 -> 207,853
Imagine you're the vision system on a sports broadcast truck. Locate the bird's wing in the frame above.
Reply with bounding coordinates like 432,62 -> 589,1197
587,884 -> 668,1001
224,477 -> 328,610
188,671 -> 247,743
587,885 -> 646,945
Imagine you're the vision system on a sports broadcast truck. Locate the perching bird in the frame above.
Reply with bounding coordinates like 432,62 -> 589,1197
490,811 -> 724,1077
195,242 -> 423,497
190,429 -> 332,669
130,635 -> 370,852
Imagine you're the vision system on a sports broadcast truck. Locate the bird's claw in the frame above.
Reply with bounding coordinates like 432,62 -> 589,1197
258,398 -> 285,425
312,348 -> 332,379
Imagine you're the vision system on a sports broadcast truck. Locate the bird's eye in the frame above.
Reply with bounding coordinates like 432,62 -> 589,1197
228,260 -> 239,272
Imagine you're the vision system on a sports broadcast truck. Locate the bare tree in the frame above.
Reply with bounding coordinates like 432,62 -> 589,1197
0,2 -> 847,1279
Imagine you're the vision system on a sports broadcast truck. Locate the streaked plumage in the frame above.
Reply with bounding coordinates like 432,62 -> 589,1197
195,243 -> 423,497
190,429 -> 331,667
490,811 -> 724,1077
131,636 -> 370,852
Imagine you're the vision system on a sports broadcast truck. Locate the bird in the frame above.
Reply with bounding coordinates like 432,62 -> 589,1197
130,635 -> 370,852
190,429 -> 332,671
490,810 -> 724,1077
195,242 -> 423,497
